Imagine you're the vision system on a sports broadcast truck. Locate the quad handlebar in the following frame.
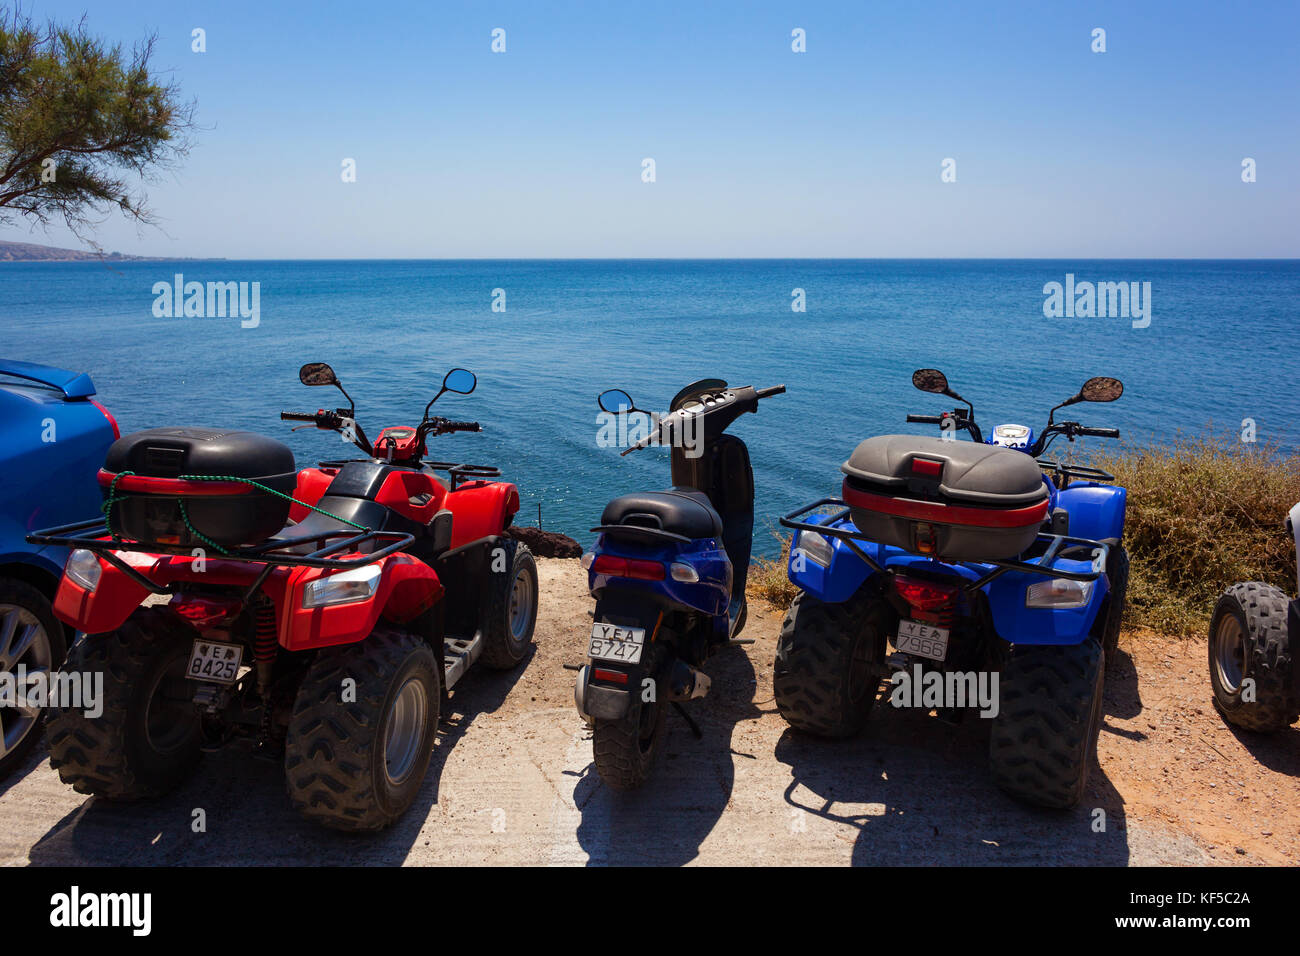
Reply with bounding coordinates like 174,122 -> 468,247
281,409 -> 481,459
906,413 -> 1118,452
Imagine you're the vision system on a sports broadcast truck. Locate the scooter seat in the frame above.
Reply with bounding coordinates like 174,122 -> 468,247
600,488 -> 723,539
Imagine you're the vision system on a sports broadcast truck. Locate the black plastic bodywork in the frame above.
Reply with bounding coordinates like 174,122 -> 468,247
103,427 -> 298,548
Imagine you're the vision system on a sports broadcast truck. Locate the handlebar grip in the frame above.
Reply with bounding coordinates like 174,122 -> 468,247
281,412 -> 318,422
445,421 -> 482,432
907,414 -> 943,424
754,384 -> 786,399
1080,427 -> 1120,438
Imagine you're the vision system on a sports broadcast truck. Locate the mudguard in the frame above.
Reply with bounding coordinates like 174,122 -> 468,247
283,552 -> 442,650
986,553 -> 1110,645
1057,482 -> 1126,543
784,512 -> 1109,646
288,467 -> 336,521
53,549 -> 442,648
575,664 -> 634,720
444,480 -> 520,548
786,514 -> 876,604
54,552 -> 296,635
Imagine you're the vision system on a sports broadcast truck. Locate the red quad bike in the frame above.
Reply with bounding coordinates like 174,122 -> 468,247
28,362 -> 538,831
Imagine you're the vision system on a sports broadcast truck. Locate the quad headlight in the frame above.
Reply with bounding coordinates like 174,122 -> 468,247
66,549 -> 102,592
302,565 -> 382,608
1025,578 -> 1094,609
794,530 -> 834,568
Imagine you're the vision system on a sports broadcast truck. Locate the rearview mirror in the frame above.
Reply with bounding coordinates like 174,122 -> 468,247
1080,376 -> 1123,403
912,368 -> 949,395
299,362 -> 337,387
598,389 -> 636,413
442,368 -> 476,395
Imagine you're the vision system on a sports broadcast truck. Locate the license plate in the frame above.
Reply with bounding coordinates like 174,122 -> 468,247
895,620 -> 949,662
186,639 -> 244,684
588,623 -> 646,664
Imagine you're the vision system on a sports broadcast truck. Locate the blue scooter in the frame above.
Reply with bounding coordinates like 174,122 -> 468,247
574,379 -> 785,789
775,369 -> 1127,808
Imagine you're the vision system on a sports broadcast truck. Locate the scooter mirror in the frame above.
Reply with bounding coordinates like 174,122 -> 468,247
442,368 -> 477,395
912,368 -> 949,394
299,362 -> 338,387
598,389 -> 636,413
1080,376 -> 1123,403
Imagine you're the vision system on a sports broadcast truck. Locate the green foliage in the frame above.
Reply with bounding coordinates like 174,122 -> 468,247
0,5 -> 193,240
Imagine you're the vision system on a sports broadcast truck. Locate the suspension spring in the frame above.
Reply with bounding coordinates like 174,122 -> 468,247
253,601 -> 277,695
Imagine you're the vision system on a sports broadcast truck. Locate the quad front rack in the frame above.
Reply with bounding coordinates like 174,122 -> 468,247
316,459 -> 501,490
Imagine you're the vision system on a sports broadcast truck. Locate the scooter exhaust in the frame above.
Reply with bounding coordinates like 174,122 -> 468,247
666,658 -> 711,701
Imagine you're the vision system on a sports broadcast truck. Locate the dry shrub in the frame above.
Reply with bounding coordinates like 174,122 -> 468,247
747,531 -> 798,609
1092,438 -> 1300,635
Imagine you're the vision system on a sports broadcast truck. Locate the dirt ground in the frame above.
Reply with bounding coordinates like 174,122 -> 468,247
1,558 -> 1296,866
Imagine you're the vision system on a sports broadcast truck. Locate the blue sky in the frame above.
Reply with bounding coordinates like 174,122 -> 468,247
4,0 -> 1297,257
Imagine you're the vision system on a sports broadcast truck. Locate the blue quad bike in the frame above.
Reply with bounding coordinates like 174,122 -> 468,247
574,378 -> 785,789
774,369 -> 1129,808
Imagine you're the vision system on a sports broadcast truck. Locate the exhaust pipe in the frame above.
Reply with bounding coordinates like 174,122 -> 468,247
666,659 -> 711,701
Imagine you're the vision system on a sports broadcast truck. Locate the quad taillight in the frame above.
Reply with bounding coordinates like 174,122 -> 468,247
892,574 -> 959,614
590,554 -> 666,581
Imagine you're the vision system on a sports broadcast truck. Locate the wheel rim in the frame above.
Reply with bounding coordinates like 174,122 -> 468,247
145,654 -> 199,755
0,603 -> 51,759
1213,612 -> 1247,694
508,566 -> 534,641
383,677 -> 428,786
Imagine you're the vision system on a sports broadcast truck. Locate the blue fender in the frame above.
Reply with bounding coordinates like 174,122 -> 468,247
1057,482 -> 1127,543
786,515 -> 877,603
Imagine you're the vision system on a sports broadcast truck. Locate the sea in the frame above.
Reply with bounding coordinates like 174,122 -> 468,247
3,258 -> 1296,555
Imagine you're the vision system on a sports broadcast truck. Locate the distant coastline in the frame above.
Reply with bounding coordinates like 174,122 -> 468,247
0,239 -> 219,262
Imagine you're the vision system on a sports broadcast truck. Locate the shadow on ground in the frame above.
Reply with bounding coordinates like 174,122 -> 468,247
1220,716 -> 1300,778
572,644 -> 760,866
771,653 -> 1136,865
25,646 -> 536,866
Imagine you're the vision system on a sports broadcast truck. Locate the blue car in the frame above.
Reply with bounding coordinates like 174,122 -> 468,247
0,359 -> 118,777
774,369 -> 1128,809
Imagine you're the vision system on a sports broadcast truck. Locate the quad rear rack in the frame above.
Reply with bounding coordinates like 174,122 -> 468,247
780,498 -> 1109,592
27,518 -> 414,596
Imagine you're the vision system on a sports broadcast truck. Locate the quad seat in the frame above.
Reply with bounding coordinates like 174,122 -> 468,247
599,488 -> 723,540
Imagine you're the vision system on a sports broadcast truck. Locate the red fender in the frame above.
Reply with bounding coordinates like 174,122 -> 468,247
53,552 -> 294,634
444,481 -> 520,549
53,547 -> 441,652
282,552 -> 443,651
288,467 -> 337,522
